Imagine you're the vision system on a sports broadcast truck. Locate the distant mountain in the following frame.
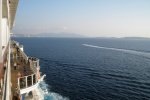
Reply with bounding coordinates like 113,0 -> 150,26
122,37 -> 150,40
37,32 -> 85,38
94,37 -> 150,40
12,32 -> 85,38
12,34 -> 150,40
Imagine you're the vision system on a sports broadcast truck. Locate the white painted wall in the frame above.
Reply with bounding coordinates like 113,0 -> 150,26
2,18 -> 7,47
0,0 -> 2,63
7,24 -> 10,43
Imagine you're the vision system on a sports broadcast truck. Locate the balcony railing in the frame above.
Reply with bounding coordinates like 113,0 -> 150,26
18,74 -> 37,90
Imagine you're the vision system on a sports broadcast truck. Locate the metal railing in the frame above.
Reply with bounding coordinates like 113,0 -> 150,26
2,41 -> 11,100
28,57 -> 40,73
18,74 -> 37,90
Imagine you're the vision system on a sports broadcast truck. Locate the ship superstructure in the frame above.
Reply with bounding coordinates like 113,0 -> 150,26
0,0 -> 45,100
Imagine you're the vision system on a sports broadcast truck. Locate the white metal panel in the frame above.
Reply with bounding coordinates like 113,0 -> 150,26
9,0 -> 19,29
6,41 -> 11,100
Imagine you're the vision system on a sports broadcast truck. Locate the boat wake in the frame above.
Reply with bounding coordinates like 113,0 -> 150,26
83,44 -> 150,58
35,81 -> 69,100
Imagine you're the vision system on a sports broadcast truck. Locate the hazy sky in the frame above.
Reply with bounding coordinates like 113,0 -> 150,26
13,0 -> 150,37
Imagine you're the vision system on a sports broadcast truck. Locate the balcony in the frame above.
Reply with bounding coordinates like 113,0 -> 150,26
11,41 -> 41,96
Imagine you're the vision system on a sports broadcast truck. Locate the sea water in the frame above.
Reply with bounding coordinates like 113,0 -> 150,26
14,37 -> 150,100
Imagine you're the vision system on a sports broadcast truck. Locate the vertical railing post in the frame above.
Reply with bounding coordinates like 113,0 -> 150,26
37,59 -> 39,67
32,74 -> 33,85
36,74 -> 38,83
25,76 -> 28,88
18,78 -> 20,89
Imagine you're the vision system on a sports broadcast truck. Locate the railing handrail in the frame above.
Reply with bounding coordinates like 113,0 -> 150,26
18,73 -> 36,79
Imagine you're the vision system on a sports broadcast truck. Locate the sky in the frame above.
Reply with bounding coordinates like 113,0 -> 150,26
13,0 -> 150,37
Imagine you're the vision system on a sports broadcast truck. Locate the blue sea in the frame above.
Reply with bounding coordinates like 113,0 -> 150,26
13,37 -> 150,100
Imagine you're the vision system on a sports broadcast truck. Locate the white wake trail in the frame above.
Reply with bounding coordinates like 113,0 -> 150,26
35,81 -> 69,100
83,44 -> 150,58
